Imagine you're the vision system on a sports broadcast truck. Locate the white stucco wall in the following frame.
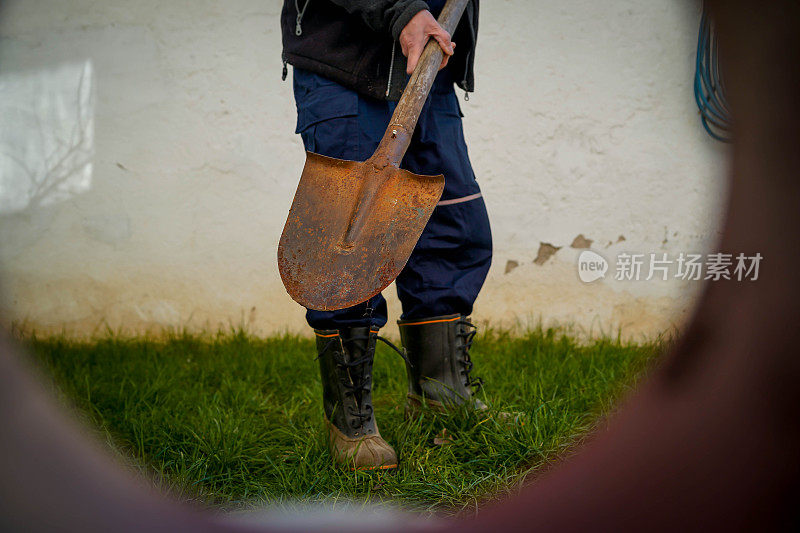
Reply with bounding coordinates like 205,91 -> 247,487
0,0 -> 727,340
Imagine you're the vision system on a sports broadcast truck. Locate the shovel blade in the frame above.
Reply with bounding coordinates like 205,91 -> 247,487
278,152 -> 444,311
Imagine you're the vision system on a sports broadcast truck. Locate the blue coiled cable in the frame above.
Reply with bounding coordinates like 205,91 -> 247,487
694,10 -> 732,143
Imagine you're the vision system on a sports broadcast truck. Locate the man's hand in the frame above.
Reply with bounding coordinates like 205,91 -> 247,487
399,10 -> 455,75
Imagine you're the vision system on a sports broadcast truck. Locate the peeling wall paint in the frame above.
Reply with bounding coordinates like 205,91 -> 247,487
570,235 -> 593,249
0,0 -> 727,340
534,244 -> 562,266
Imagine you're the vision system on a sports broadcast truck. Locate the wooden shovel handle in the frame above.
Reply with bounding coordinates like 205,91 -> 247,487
373,0 -> 470,168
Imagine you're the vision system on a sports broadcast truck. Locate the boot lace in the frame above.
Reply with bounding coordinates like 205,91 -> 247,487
320,334 -> 409,429
456,318 -> 484,394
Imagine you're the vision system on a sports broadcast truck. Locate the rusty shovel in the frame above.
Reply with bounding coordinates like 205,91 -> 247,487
278,0 -> 470,311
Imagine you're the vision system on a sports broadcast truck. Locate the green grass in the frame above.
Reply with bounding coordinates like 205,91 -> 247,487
22,328 -> 662,516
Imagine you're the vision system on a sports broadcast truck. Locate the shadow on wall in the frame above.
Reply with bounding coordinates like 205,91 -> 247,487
1,60 -> 96,260
0,61 -> 95,215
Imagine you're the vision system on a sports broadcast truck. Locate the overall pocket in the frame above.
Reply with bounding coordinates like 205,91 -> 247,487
293,69 -> 360,159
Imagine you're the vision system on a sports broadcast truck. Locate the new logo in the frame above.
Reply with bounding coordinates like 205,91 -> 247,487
577,250 -> 608,283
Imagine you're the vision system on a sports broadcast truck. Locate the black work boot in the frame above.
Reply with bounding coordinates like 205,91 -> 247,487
398,314 -> 487,415
315,327 -> 397,470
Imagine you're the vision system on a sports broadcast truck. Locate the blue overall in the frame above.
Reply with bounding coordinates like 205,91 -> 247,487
292,65 -> 492,330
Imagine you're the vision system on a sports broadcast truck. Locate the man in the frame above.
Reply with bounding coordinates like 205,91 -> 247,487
281,0 -> 490,470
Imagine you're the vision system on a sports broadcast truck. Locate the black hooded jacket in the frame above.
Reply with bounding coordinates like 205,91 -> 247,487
281,0 -> 478,101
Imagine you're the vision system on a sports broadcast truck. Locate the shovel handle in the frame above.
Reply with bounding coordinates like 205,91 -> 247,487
372,0 -> 470,168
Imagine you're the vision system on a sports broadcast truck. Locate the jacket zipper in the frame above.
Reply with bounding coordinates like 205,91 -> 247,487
283,0 -> 309,80
462,1 -> 476,100
295,0 -> 310,35
385,39 -> 397,98
462,51 -> 471,100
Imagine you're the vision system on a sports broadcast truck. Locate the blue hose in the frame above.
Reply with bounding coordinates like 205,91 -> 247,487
694,11 -> 732,143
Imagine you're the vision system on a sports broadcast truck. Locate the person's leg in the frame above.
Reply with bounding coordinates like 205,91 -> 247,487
292,68 -> 390,332
292,67 -> 397,469
394,73 -> 492,321
393,69 -> 494,412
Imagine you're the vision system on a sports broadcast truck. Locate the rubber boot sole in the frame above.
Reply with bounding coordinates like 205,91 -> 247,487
325,418 -> 398,471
